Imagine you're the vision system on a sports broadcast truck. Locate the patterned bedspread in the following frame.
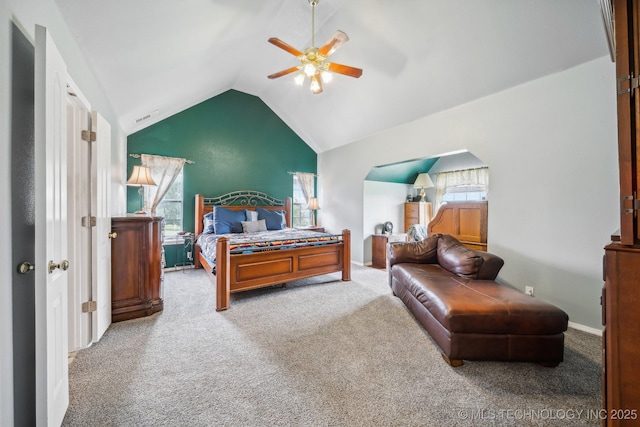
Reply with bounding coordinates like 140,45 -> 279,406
196,228 -> 342,268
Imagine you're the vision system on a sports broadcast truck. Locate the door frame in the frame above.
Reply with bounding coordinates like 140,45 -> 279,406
8,21 -> 36,427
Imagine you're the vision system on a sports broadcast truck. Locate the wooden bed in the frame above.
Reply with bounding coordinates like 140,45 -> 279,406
194,191 -> 351,311
428,201 -> 488,251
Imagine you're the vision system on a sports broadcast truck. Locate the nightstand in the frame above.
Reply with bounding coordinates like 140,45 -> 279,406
372,234 -> 407,269
173,233 -> 195,270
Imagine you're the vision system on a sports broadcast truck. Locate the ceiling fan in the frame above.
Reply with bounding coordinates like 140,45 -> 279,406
267,0 -> 363,94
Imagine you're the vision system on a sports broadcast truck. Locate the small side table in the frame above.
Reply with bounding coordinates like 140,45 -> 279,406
372,234 -> 407,269
174,233 -> 195,270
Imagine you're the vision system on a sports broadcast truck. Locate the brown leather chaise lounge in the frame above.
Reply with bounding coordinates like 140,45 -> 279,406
388,234 -> 569,367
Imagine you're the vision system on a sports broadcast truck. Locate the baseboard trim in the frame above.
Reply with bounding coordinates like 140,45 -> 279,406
568,321 -> 602,336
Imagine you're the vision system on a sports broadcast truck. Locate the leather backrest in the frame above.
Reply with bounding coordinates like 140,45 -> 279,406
437,234 -> 485,279
387,233 -> 441,267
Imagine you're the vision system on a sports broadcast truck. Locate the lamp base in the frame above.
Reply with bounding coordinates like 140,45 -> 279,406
419,188 -> 426,202
136,186 -> 146,214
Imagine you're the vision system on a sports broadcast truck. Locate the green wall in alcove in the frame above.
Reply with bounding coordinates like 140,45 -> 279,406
127,90 -> 317,266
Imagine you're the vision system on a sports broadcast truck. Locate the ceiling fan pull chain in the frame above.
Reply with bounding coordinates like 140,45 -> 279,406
311,1 -> 316,48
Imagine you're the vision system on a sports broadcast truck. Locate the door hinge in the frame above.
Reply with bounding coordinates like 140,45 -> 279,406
81,216 -> 97,227
617,74 -> 640,95
622,194 -> 640,214
81,130 -> 96,142
82,301 -> 97,313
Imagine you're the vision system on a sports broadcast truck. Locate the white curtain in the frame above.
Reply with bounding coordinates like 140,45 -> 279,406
141,154 -> 186,213
434,167 -> 489,212
295,172 -> 315,205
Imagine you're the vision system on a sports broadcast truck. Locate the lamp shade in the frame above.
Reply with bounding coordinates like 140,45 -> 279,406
413,173 -> 434,189
307,197 -> 320,210
126,165 -> 157,186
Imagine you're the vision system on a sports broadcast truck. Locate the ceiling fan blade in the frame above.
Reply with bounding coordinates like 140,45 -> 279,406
268,38 -> 304,58
267,66 -> 300,79
325,62 -> 363,78
310,74 -> 323,94
317,30 -> 349,58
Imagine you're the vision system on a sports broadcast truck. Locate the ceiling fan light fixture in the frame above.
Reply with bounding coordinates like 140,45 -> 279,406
294,73 -> 306,86
310,74 -> 322,94
304,63 -> 316,77
267,0 -> 362,95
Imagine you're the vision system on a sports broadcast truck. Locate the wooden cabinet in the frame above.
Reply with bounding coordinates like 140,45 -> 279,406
372,234 -> 406,269
111,215 -> 164,322
602,1 -> 640,424
603,242 -> 640,425
404,202 -> 432,232
612,0 -> 640,245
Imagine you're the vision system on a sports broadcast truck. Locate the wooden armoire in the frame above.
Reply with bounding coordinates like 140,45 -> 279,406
602,0 -> 640,424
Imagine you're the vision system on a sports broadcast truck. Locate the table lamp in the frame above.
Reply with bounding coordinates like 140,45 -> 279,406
307,197 -> 320,226
413,173 -> 434,202
126,165 -> 157,214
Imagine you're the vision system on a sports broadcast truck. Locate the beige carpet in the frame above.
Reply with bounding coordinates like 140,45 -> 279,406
63,264 -> 602,426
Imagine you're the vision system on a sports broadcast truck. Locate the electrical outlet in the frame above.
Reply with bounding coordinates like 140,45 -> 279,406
525,286 -> 534,296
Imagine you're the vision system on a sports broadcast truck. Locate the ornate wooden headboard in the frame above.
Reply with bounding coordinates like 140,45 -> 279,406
194,191 -> 292,237
428,201 -> 488,251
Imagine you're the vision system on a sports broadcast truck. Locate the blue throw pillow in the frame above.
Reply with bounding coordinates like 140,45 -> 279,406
256,207 -> 287,230
203,212 -> 215,234
214,206 -> 246,234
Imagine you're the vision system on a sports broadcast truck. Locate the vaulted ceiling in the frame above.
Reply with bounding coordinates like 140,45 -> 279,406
55,0 -> 610,153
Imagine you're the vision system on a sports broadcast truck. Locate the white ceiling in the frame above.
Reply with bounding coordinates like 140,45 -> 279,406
55,0 -> 609,153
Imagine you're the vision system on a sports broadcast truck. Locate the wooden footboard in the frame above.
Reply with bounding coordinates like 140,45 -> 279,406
205,230 -> 350,311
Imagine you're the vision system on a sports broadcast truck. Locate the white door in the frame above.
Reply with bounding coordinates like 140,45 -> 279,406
91,111 -> 112,341
35,25 -> 69,426
66,88 -> 92,352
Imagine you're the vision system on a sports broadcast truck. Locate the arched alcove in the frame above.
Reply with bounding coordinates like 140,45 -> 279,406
363,150 -> 487,265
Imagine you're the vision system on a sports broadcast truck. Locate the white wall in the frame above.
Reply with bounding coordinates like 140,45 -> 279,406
318,56 -> 618,330
362,181 -> 409,264
0,0 -> 127,423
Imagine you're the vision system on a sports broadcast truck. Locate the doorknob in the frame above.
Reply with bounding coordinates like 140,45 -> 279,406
18,262 -> 34,274
49,260 -> 70,274
108,232 -> 117,239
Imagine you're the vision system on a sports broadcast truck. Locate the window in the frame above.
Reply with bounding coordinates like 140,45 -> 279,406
435,167 -> 488,211
441,186 -> 487,202
292,174 -> 314,227
146,169 -> 184,240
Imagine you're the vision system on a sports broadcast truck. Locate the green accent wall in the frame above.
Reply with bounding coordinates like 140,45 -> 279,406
127,90 -> 317,266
